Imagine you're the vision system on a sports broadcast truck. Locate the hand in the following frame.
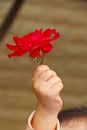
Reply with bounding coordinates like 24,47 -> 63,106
32,65 -> 64,115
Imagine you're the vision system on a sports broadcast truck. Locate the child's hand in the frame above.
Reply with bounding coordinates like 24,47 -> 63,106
32,65 -> 63,115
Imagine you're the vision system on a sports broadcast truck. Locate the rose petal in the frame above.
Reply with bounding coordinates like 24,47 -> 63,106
42,43 -> 53,53
30,48 -> 40,58
6,44 -> 18,50
8,48 -> 29,58
6,28 -> 60,60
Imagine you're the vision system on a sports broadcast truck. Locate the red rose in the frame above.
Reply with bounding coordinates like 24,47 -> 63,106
6,28 -> 60,63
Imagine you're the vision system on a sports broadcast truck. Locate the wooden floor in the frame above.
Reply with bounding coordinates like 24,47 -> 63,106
0,0 -> 87,130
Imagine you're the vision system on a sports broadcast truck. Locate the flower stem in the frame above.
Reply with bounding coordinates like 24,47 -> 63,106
38,57 -> 43,65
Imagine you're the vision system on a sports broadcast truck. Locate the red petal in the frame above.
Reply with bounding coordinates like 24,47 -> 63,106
13,36 -> 20,42
50,32 -> 60,41
24,29 -> 42,41
43,28 -> 60,41
30,48 -> 40,58
6,44 -> 18,50
43,28 -> 53,37
42,43 -> 53,53
13,36 -> 23,46
7,48 -> 29,58
6,28 -> 60,59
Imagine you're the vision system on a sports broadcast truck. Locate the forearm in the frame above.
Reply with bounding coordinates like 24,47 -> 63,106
32,109 -> 57,130
26,106 -> 60,130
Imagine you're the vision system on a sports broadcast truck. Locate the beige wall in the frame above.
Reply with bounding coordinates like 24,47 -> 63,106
0,0 -> 87,130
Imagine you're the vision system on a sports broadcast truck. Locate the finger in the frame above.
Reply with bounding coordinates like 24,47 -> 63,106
38,69 -> 57,81
50,82 -> 64,95
46,76 -> 62,88
32,65 -> 49,79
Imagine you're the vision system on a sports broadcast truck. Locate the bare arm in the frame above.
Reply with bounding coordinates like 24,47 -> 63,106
27,65 -> 63,130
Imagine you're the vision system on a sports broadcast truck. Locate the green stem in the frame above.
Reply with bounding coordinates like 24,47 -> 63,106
38,57 -> 43,65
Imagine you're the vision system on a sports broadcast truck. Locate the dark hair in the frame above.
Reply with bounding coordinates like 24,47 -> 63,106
58,106 -> 87,123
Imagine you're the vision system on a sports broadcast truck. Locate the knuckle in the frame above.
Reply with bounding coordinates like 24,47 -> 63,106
51,70 -> 57,75
56,96 -> 63,111
45,69 -> 56,76
59,98 -> 63,109
45,69 -> 52,75
54,75 -> 62,83
58,83 -> 64,92
36,65 -> 49,71
58,77 -> 62,82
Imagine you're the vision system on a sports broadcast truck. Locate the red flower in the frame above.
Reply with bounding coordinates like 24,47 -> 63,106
6,28 -> 60,60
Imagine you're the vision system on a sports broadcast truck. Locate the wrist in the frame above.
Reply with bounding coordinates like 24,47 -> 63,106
32,108 -> 58,130
37,104 -> 58,116
37,101 -> 61,116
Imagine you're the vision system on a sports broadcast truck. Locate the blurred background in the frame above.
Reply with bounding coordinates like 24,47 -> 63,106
0,0 -> 87,130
